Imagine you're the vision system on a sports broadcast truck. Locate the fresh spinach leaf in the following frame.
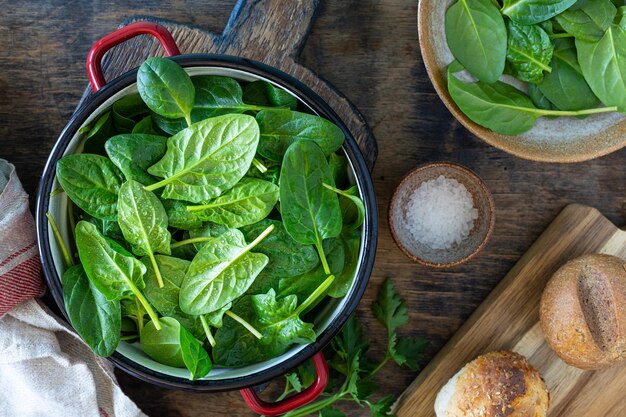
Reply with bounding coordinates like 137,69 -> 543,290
151,112 -> 188,136
188,222 -> 231,250
555,0 -> 617,41
538,38 -> 599,111
246,156 -> 281,185
105,134 -> 167,186
140,317 -> 185,367
145,114 -> 260,203
328,229 -> 361,299
191,76 -> 273,120
137,57 -> 195,125
501,0 -> 578,25
56,154 -> 124,221
162,199 -> 203,231
62,264 -> 121,356
328,154 -> 349,190
243,80 -> 298,109
179,324 -> 212,380
75,221 -> 160,327
323,184 -> 365,231
240,219 -> 319,278
577,25 -> 626,111
83,111 -> 115,155
506,20 -> 553,83
445,0 -> 507,83
118,180 -> 171,288
616,6 -> 626,28
112,94 -> 149,133
256,109 -> 345,162
132,115 -> 160,135
83,214 -> 125,244
186,178 -> 279,228
528,83 -> 557,110
280,140 -> 342,274
179,227 -> 271,315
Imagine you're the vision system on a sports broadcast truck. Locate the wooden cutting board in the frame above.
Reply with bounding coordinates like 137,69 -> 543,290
79,0 -> 377,169
394,204 -> 626,417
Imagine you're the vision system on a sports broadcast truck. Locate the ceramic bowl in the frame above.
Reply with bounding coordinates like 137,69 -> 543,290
389,162 -> 494,268
418,0 -> 626,162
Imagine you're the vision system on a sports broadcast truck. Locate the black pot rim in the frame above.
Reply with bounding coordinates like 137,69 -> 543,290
35,53 -> 378,392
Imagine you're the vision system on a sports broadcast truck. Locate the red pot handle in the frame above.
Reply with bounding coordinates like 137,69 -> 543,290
86,21 -> 181,92
240,352 -> 329,416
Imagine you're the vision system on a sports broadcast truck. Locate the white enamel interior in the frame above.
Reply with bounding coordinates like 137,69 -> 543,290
46,66 -> 365,381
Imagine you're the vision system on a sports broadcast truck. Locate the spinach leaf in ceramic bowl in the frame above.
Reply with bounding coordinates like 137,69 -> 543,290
554,0 -> 617,41
502,0 -> 578,25
505,20 -> 553,83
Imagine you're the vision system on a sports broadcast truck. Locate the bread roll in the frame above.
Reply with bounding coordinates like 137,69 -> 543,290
540,253 -> 626,370
434,350 -> 549,417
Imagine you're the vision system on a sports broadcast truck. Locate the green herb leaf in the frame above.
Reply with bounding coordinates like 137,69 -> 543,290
146,114 -> 260,203
393,338 -> 428,371
368,394 -> 396,417
256,110 -> 345,161
56,154 -> 124,221
186,178 -> 279,228
502,0 -> 578,25
445,0 -> 507,83
179,324 -> 212,380
140,317 -> 185,368
323,184 -> 365,231
506,20 -> 553,83
179,228 -> 270,315
555,0 -> 617,41
576,24 -> 626,111
105,134 -> 167,186
62,264 -> 121,356
137,57 -> 195,123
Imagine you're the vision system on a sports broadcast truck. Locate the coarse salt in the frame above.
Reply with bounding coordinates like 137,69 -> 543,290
403,175 -> 478,249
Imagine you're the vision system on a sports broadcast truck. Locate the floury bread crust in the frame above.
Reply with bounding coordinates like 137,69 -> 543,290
540,253 -> 626,370
434,351 -> 549,417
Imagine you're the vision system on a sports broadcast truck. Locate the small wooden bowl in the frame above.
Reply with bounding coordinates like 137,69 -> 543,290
418,0 -> 626,163
389,162 -> 495,268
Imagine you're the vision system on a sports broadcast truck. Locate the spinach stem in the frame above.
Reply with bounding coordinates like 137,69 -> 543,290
148,253 -> 164,288
200,315 -> 216,347
46,212 -> 73,267
295,275 -> 335,316
550,33 -> 574,39
170,237 -> 212,249
67,202 -> 76,243
184,113 -> 193,127
130,282 -> 161,331
135,297 -> 144,334
243,224 -> 275,252
120,334 -> 139,341
252,158 -> 268,173
315,239 -> 331,275
50,186 -> 64,197
539,106 -> 619,117
225,310 -> 262,339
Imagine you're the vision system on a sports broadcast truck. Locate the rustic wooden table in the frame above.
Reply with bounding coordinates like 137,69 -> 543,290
2,1 -> 626,416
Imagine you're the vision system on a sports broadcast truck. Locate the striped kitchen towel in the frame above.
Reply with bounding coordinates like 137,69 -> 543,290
0,159 -> 146,417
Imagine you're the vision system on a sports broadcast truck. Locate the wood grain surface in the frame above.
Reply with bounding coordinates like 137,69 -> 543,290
2,1 -> 626,416
394,204 -> 626,417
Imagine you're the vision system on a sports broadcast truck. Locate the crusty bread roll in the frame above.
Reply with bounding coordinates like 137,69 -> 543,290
434,350 -> 549,417
540,253 -> 626,370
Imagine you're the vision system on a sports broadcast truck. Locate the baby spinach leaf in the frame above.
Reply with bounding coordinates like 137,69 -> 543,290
506,21 -> 553,83
140,317 -> 185,368
162,199 -> 203,231
328,154 -> 349,190
203,302 -> 231,328
83,215 -> 125,244
616,6 -> 626,28
243,80 -> 298,109
137,57 -> 195,125
555,0 -> 617,41
577,25 -> 626,111
246,156 -> 281,185
118,180 -> 171,287
152,113 -> 188,136
188,222 -> 231,250
538,38 -> 599,111
62,264 -> 121,356
105,134 -> 167,186
501,0 -> 578,25
323,184 -> 365,231
56,154 -> 124,221
191,76 -> 272,120
75,221 -> 160,327
145,114 -> 260,203
141,255 -> 204,340
328,229 -> 361,299
179,227 -> 271,316
112,94 -> 149,133
83,111 -> 115,155
213,290 -> 316,367
241,219 -> 319,278
445,0 -> 507,83
280,140 -> 342,274
186,178 -> 279,228
132,115 -> 160,135
528,83 -> 557,110
179,324 -> 212,380
256,110 -> 345,161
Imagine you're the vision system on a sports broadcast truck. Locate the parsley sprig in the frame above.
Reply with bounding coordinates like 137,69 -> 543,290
279,278 -> 428,417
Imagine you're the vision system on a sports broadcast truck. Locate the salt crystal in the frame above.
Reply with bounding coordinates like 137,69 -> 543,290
403,175 -> 478,249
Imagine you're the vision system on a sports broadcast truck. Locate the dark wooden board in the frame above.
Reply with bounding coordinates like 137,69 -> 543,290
394,204 -> 626,417
3,0 -> 626,416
